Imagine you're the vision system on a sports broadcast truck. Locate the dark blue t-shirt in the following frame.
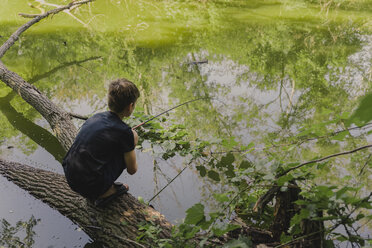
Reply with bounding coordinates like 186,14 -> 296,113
62,111 -> 134,199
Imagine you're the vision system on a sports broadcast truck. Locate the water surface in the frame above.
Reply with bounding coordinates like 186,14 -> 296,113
0,0 -> 371,246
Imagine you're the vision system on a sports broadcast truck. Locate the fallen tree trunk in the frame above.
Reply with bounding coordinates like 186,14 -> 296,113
0,159 -> 172,247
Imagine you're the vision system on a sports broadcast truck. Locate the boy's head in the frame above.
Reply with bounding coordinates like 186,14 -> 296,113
108,78 -> 140,115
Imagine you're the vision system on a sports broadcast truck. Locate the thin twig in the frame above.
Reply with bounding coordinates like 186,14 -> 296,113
358,154 -> 371,177
0,0 -> 95,58
210,121 -> 372,155
280,144 -> 372,176
132,98 -> 206,130
274,230 -> 324,248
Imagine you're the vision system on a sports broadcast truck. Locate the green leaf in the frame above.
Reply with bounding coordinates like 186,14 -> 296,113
216,152 -> 235,168
212,224 -> 240,236
290,208 -> 310,227
294,199 -> 308,205
240,142 -> 254,151
331,131 -> 347,141
346,92 -> 372,126
196,166 -> 207,177
280,233 -> 292,243
239,160 -> 252,169
222,236 -> 252,248
138,196 -> 145,204
207,170 -> 220,181
221,137 -> 239,149
277,174 -> 294,186
340,111 -> 350,119
213,193 -> 230,203
184,203 -> 205,225
200,219 -> 213,230
184,226 -> 200,239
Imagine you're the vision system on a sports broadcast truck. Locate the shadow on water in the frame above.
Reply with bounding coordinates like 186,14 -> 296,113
0,92 -> 65,163
0,56 -> 102,163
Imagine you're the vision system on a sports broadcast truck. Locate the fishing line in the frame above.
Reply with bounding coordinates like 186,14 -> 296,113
132,97 -> 207,130
148,163 -> 189,203
135,96 -> 219,202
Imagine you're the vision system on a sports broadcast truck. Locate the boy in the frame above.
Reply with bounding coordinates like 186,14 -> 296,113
62,78 -> 140,207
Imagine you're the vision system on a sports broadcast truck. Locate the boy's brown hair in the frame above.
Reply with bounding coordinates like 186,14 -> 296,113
108,78 -> 140,113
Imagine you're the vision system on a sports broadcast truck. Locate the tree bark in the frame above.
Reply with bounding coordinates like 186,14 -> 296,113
0,61 -> 76,151
0,159 -> 172,247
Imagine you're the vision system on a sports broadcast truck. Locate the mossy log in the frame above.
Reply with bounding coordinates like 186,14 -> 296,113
0,159 -> 172,247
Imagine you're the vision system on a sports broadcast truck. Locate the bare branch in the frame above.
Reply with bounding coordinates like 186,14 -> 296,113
0,0 -> 95,58
281,144 -> 372,176
18,13 -> 41,18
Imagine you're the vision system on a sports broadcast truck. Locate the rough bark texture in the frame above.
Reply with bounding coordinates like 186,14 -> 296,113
270,183 -> 301,241
0,159 -> 172,247
270,182 -> 325,248
0,61 -> 76,151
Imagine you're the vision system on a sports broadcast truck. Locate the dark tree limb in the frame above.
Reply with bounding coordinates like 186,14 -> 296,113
0,61 -> 76,151
0,0 -> 95,59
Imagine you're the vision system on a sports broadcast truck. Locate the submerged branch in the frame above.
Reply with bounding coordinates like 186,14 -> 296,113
18,13 -> 40,18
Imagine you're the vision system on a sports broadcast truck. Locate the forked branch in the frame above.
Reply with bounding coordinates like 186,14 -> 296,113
0,0 -> 95,58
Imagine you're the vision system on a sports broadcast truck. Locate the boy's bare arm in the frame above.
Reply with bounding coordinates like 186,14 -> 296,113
124,129 -> 138,175
124,150 -> 137,175
132,129 -> 138,146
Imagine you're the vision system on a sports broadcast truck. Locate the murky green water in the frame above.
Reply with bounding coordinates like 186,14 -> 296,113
1,0 -> 371,246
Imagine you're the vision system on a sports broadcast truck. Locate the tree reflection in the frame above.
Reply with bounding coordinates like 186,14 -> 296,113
0,216 -> 39,248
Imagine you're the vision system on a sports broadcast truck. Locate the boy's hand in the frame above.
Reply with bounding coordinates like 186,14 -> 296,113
132,129 -> 138,146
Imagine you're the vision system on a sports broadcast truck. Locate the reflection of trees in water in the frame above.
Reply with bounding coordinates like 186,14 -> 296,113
0,56 -> 101,161
0,216 -> 39,248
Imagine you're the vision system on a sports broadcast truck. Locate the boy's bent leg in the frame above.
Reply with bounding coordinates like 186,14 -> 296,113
99,183 -> 129,199
95,182 -> 129,207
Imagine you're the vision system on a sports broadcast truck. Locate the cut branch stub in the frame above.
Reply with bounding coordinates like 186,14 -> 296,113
0,159 -> 172,247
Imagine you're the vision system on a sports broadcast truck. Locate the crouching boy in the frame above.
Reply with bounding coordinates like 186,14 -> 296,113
62,78 -> 140,207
